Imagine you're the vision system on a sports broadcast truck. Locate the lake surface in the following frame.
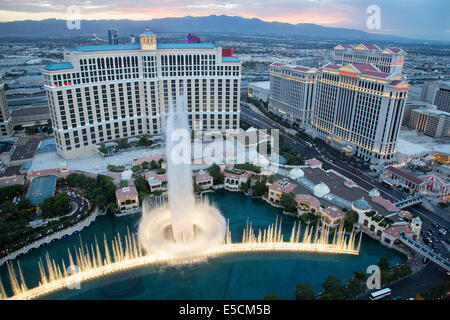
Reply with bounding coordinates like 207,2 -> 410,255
0,190 -> 405,299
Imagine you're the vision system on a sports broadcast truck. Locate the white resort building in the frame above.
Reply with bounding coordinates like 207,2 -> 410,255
42,28 -> 241,159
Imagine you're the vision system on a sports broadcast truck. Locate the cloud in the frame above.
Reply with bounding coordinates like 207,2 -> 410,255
0,0 -> 448,40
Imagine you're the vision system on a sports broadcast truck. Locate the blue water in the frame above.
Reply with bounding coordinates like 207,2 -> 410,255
0,190 -> 405,299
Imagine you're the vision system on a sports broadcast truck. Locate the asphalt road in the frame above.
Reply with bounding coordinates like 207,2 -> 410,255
357,263 -> 449,300
240,105 -> 449,258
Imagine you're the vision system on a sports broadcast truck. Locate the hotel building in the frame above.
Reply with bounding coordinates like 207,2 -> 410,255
311,63 -> 408,164
0,75 -> 12,137
333,43 -> 405,74
421,80 -> 450,113
408,108 -> 450,138
42,28 -> 241,158
268,63 -> 316,126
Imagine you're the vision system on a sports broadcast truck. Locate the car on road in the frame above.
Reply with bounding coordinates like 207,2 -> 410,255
432,223 -> 440,228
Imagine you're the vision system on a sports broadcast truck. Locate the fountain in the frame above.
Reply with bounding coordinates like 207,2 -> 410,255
0,97 -> 363,300
138,97 -> 226,258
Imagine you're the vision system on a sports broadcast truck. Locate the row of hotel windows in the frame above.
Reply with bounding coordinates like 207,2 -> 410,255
56,114 -> 239,151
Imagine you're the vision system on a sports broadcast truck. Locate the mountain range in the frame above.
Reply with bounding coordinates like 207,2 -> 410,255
0,15 -> 432,43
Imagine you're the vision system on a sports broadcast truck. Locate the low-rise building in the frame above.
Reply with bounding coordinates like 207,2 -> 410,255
224,170 -> 250,192
194,170 -> 213,190
248,81 -> 270,102
268,178 -> 298,204
294,194 -> 320,214
384,166 -> 426,191
320,206 -> 345,228
115,186 -> 139,212
0,175 -> 25,188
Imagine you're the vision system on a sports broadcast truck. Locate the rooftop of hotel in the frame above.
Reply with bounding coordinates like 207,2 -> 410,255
334,43 -> 404,54
270,62 -> 316,73
385,166 -> 424,185
194,171 -> 213,182
383,225 -> 415,238
0,175 -> 25,187
269,178 -> 298,194
69,43 -> 217,53
115,186 -> 138,200
323,206 -> 345,219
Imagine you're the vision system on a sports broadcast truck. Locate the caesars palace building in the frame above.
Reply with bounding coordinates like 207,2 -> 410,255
42,28 -> 241,159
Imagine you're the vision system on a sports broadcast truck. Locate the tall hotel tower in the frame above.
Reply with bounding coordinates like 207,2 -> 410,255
268,43 -> 408,165
0,75 -> 12,137
42,28 -> 241,158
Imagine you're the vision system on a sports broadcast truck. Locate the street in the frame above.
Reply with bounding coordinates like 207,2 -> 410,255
240,104 -> 449,259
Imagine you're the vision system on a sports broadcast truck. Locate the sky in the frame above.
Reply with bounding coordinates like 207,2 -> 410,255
0,0 -> 449,41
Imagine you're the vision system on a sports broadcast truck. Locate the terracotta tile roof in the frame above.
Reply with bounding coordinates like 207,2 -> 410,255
294,194 -> 320,208
371,196 -> 399,212
115,186 -> 138,200
0,175 -> 25,187
224,170 -> 249,180
323,206 -> 345,219
269,179 -> 298,194
386,166 -> 424,185
361,43 -> 381,51
389,80 -> 403,86
305,159 -> 322,166
351,63 -> 379,73
384,225 -> 414,238
194,171 -> 213,182
28,168 -> 60,178
134,154 -> 166,166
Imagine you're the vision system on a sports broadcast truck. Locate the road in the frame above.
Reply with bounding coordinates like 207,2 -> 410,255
240,105 -> 449,258
357,263 -> 449,300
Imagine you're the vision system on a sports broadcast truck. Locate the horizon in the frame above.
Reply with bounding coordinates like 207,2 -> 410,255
0,1 -> 448,42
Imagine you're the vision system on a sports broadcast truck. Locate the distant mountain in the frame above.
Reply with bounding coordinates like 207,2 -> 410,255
0,14 -> 420,42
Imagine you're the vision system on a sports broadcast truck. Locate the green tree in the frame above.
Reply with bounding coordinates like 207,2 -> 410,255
252,180 -> 268,197
40,197 -> 55,218
295,282 -> 315,300
264,293 -> 279,300
132,165 -> 141,173
280,193 -> 297,213
116,139 -> 129,150
0,200 -> 18,220
53,193 -> 71,216
344,210 -> 358,231
137,135 -> 152,147
345,278 -> 364,298
119,180 -> 128,188
150,160 -> 159,169
354,270 -> 367,281
17,198 -> 33,211
322,275 -> 345,300
98,144 -> 108,154
207,164 -> 225,185
378,256 -> 390,271
141,161 -> 150,170
380,270 -> 392,284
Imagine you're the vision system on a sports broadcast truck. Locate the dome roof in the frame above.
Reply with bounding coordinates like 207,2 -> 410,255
352,198 -> 372,213
121,169 -> 133,181
313,182 -> 330,198
369,188 -> 380,198
289,168 -> 304,180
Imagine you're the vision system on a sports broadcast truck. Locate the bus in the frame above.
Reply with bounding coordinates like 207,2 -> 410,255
381,179 -> 393,190
369,288 -> 392,300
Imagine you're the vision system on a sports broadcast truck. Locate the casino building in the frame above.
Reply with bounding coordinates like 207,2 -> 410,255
268,43 -> 408,165
42,28 -> 241,158
0,75 -> 12,137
